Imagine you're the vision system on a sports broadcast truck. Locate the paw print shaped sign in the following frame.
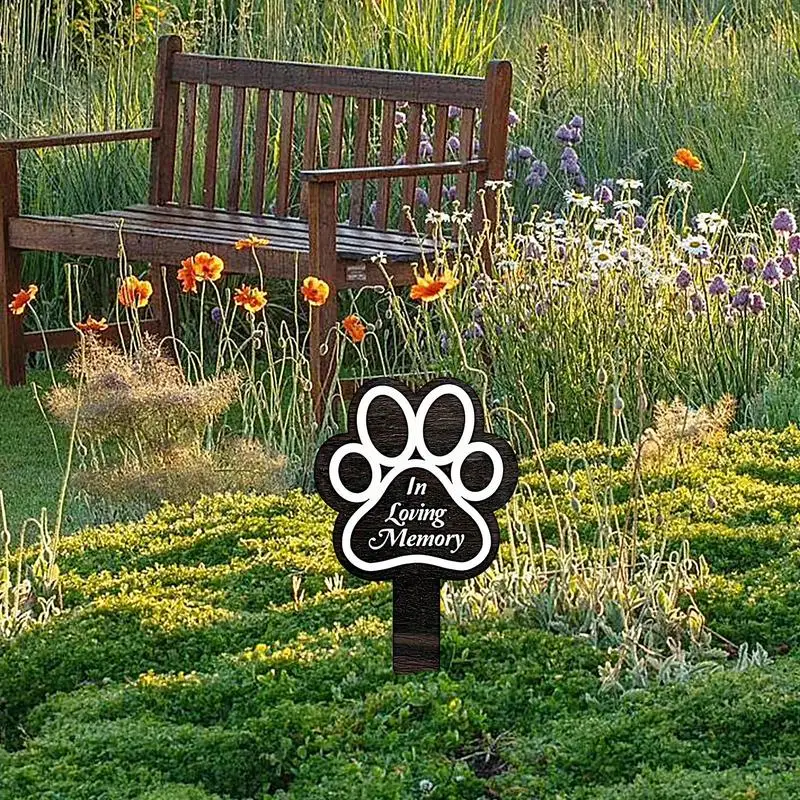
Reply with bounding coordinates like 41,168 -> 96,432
314,377 -> 519,673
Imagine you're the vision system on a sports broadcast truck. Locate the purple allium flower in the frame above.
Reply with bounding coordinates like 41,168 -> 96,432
419,140 -> 433,159
446,135 -> 460,153
210,306 -> 223,324
594,183 -> 613,204
741,254 -> 757,274
394,111 -> 406,127
463,322 -> 484,340
772,207 -> 797,234
569,114 -> 584,129
619,248 -> 630,261
443,184 -> 457,201
561,146 -> 578,163
555,124 -> 575,144
708,274 -> 729,297
731,286 -> 751,311
634,214 -> 646,229
557,243 -> 567,260
395,154 -> 406,166
448,105 -> 461,119
369,200 -> 378,220
525,239 -> 544,259
781,254 -> 795,278
762,258 -> 782,287
415,187 -> 429,207
676,267 -> 692,289
749,291 -> 767,314
574,172 -> 587,189
508,108 -> 520,127
691,292 -> 706,313
789,233 -> 800,255
517,145 -> 533,160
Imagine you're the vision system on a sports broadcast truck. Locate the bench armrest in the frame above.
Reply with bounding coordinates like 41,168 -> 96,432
299,158 -> 487,183
0,127 -> 160,152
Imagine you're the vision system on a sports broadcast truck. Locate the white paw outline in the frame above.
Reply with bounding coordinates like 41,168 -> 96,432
329,383 -> 505,573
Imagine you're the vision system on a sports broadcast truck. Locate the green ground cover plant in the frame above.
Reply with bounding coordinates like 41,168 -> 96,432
2,425 -> 800,798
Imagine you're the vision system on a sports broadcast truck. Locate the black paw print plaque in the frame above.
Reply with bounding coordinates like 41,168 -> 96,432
314,377 -> 519,673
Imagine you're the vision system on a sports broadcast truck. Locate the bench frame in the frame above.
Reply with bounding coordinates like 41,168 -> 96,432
0,35 -> 512,422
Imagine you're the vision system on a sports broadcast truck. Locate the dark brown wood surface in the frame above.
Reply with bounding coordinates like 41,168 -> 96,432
0,149 -> 23,384
393,578 -> 440,673
171,54 -> 486,107
0,128 -> 160,151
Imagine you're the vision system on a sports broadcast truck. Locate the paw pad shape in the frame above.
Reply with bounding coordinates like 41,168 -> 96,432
315,378 -> 518,581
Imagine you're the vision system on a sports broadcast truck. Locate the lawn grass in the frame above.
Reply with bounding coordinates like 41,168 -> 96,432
2,426 -> 800,797
0,371 -> 66,534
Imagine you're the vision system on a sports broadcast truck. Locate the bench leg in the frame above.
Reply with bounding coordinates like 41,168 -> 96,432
308,181 -> 340,425
149,262 -> 179,342
0,150 -> 25,387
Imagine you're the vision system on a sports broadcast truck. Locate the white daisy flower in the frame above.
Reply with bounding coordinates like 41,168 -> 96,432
616,178 -> 644,190
667,177 -> 692,193
695,211 -> 728,235
591,248 -> 617,269
680,234 -> 712,258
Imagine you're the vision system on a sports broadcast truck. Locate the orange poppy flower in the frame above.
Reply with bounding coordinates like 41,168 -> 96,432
301,276 -> 330,306
342,314 -> 366,343
234,285 -> 268,314
234,235 -> 270,251
118,276 -> 153,308
8,284 -> 38,316
673,147 -> 703,172
76,315 -> 109,333
410,267 -> 459,302
183,251 -> 224,283
177,263 -> 198,294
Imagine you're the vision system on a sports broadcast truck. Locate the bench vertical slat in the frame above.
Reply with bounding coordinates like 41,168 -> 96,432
227,85 -> 247,211
456,107 -> 475,209
0,149 -> 24,386
179,83 -> 197,206
375,99 -> 396,230
473,61 -> 512,255
400,102 -> 422,232
348,97 -> 371,226
149,34 -> 182,205
299,93 -> 320,219
428,104 -> 449,216
276,91 -> 295,216
250,88 -> 271,215
203,84 -> 222,208
328,95 -> 345,169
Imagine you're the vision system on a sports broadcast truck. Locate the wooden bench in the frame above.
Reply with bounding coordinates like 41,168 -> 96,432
0,35 -> 512,421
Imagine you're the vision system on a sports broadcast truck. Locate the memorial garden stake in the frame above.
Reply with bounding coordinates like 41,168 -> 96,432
314,377 -> 519,673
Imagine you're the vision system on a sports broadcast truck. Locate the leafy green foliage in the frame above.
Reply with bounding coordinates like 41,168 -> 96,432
2,429 -> 800,796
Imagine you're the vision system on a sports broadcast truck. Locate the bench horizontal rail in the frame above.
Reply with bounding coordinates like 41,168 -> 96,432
171,53 -> 487,107
0,128 -> 161,152
300,159 -> 487,184
23,320 -> 161,353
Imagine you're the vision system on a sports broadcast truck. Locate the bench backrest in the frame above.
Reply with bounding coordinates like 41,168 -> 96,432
148,36 -> 511,233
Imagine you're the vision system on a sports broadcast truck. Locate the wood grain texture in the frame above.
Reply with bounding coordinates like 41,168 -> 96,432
428,104 -> 449,216
0,128 -> 160,152
299,93 -> 320,219
393,578 -> 440,673
0,149 -> 24,385
300,159 -> 485,184
178,83 -> 197,206
171,53 -> 486,107
400,103 -> 422,232
149,35 -> 183,205
250,88 -> 271,215
348,97 -> 372,226
226,85 -> 247,210
375,99 -> 396,230
276,91 -> 295,216
202,84 -> 222,208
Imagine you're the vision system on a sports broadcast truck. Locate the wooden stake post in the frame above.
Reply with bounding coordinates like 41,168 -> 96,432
314,377 -> 519,673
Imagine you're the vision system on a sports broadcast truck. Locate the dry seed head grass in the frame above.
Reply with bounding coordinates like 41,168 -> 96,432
46,334 -> 240,447
73,437 -> 288,507
635,394 -> 737,470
